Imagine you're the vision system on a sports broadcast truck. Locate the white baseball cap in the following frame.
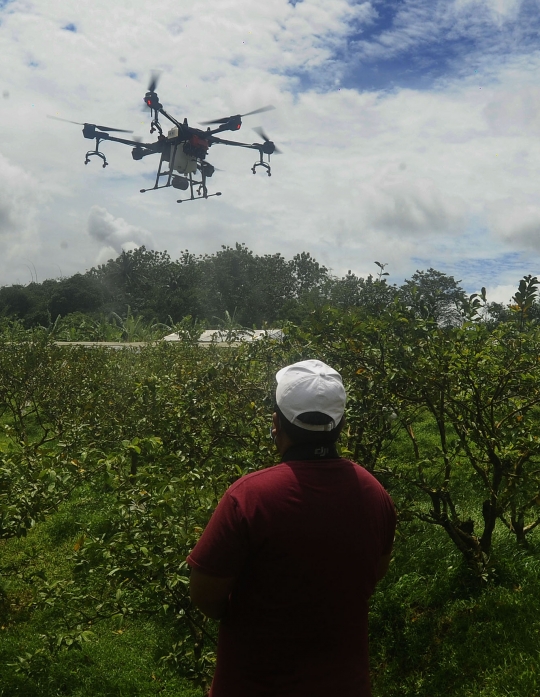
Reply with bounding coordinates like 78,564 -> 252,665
275,359 -> 346,431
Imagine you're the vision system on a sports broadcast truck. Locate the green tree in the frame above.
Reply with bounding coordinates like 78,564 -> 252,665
149,251 -> 204,323
329,272 -> 398,315
399,268 -> 468,327
0,285 -> 33,319
48,274 -> 106,319
509,274 -> 539,331
289,251 -> 329,297
197,244 -> 258,326
89,247 -> 174,316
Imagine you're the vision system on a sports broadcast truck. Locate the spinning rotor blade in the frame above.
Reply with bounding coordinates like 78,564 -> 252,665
200,104 -> 275,125
47,115 -> 85,126
94,124 -> 134,133
148,70 -> 162,93
47,115 -> 133,133
253,126 -> 282,153
200,117 -> 228,125
242,104 -> 276,118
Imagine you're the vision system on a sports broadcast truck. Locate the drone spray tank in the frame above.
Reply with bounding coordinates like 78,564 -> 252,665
167,126 -> 198,176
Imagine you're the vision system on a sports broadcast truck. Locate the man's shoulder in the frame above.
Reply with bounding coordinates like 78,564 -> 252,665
228,463 -> 290,489
227,458 -> 369,493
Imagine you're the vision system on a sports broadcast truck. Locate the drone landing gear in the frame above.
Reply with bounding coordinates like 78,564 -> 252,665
139,144 -> 222,204
177,191 -> 222,203
175,173 -> 222,203
252,151 -> 271,176
84,135 -> 109,167
85,150 -> 108,168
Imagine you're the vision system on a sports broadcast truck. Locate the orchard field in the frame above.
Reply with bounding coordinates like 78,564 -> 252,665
1,300 -> 540,696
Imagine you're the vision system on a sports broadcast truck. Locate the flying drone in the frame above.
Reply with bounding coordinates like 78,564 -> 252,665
48,72 -> 281,203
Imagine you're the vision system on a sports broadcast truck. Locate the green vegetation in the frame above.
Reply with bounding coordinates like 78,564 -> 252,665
3,243 -> 528,335
0,265 -> 539,695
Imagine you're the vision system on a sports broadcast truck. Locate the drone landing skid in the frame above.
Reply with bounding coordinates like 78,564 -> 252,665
252,151 -> 271,176
177,191 -> 222,203
85,149 -> 108,168
82,133 -> 109,168
85,152 -> 108,168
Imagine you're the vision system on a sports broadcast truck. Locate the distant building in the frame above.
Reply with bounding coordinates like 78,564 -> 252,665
163,329 -> 284,343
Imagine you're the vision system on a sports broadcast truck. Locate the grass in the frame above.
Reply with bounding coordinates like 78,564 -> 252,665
0,483 -> 202,697
370,517 -> 540,696
0,618 -> 201,697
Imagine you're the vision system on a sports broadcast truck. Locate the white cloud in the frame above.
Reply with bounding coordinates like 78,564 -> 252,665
482,84 -> 540,137
483,198 -> 540,251
477,0 -> 522,23
95,245 -> 118,266
483,283 -> 518,305
87,205 -> 154,263
454,0 -> 523,16
0,0 -> 539,291
0,152 -> 49,285
360,175 -> 468,236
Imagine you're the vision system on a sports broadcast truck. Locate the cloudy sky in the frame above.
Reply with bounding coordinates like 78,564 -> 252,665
1,0 -> 539,305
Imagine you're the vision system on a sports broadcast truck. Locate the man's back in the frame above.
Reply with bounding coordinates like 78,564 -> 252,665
187,456 -> 396,697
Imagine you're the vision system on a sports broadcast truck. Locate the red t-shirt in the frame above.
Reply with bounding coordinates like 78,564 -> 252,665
186,457 -> 397,697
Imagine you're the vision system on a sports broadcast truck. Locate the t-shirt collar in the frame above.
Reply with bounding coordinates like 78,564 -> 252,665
281,443 -> 340,462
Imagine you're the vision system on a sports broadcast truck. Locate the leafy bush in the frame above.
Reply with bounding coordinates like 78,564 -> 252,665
0,295 -> 539,694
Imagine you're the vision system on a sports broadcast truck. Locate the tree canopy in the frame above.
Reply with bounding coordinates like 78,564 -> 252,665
0,243 -> 535,331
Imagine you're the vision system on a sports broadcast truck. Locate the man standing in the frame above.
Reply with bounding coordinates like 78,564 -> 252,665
186,359 -> 397,697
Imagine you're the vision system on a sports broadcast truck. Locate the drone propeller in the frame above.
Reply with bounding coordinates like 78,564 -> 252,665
200,104 -> 275,126
147,70 -> 162,94
47,115 -> 133,133
144,70 -> 164,112
253,126 -> 282,154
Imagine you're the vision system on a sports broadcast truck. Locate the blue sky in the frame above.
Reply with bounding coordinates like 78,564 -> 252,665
0,0 -> 539,305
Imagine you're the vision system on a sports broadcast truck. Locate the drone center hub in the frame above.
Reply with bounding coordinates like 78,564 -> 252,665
183,134 -> 209,159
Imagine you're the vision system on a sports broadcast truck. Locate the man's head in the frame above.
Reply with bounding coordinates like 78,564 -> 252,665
272,359 -> 347,451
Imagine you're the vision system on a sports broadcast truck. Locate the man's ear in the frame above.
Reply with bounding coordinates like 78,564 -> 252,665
272,411 -> 279,434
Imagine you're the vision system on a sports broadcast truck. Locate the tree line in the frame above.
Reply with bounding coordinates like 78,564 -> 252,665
1,243 -> 534,331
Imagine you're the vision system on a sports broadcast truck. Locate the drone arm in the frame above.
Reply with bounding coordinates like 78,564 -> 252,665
209,136 -> 261,150
207,123 -> 241,136
100,134 -> 159,148
156,107 -> 184,130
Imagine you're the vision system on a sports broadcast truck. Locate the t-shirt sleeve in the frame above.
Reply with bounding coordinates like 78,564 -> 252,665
185,489 -> 249,578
